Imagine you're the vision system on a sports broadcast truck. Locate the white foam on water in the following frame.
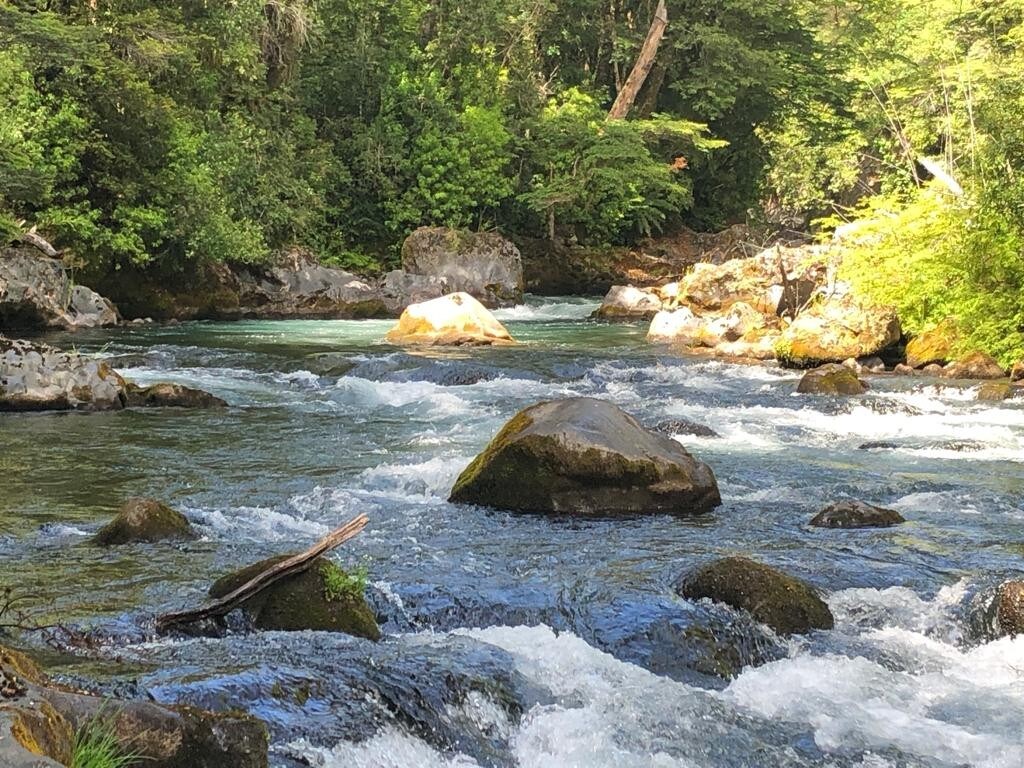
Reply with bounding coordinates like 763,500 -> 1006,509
492,299 -> 599,321
330,376 -> 473,418
357,455 -> 467,502
188,504 -> 329,541
283,731 -> 483,768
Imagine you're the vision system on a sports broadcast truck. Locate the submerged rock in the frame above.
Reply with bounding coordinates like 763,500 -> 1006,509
977,381 -> 1014,402
93,497 -> 197,545
594,285 -> 663,321
401,227 -> 523,308
385,292 -> 515,346
943,351 -> 1005,380
796,363 -> 868,395
810,500 -> 905,529
905,320 -> 958,368
676,557 -> 834,636
449,397 -> 721,515
125,381 -> 227,408
209,555 -> 380,640
0,247 -> 118,330
0,339 -> 126,412
776,296 -> 901,368
0,644 -> 268,768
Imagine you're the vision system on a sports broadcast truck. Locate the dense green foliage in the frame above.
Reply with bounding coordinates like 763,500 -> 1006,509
0,1 -> 1021,362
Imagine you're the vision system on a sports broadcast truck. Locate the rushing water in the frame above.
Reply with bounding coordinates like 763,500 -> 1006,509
2,296 -> 1024,767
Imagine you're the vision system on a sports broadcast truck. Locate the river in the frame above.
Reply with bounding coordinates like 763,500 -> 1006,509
2,296 -> 1023,767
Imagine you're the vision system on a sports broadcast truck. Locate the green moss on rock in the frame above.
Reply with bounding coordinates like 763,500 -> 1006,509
676,556 -> 834,636
209,555 -> 380,640
905,319 -> 959,368
93,497 -> 197,546
796,364 -> 867,395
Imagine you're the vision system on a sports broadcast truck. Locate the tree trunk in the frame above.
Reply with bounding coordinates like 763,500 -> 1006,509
608,0 -> 668,120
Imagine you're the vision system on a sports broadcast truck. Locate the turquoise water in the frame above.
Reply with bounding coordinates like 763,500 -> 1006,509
2,296 -> 1023,767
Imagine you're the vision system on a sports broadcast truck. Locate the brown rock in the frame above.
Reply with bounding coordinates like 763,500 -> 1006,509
810,500 -> 904,528
943,351 -> 1005,380
126,382 -> 227,408
796,364 -> 868,395
93,497 -> 197,545
905,320 -> 958,368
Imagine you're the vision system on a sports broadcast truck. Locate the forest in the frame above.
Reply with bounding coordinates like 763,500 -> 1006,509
1,0 -> 1023,361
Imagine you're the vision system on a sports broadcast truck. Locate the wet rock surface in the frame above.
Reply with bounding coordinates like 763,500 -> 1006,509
125,381 -> 228,408
450,397 -> 721,515
93,497 -> 198,545
809,500 -> 905,529
796,363 -> 868,395
676,557 -> 834,636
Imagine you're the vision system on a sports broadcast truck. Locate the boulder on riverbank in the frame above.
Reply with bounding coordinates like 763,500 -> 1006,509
385,292 -> 515,346
0,247 -> 118,330
0,339 -> 126,411
796,364 -> 868,395
905,320 -> 958,368
379,269 -> 449,315
675,557 -> 834,636
402,227 -> 523,308
810,500 -> 904,528
449,397 -> 721,515
0,644 -> 268,768
594,285 -> 663,320
93,497 -> 197,545
209,555 -> 380,640
776,296 -> 901,368
125,381 -> 227,408
942,351 -> 1006,380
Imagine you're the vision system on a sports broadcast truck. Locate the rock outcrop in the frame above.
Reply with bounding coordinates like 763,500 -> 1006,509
233,250 -> 386,318
942,351 -> 1005,380
0,339 -> 126,411
93,497 -> 198,545
809,500 -> 904,528
0,247 -> 118,330
594,285 -> 663,321
385,292 -> 515,346
796,364 -> 868,395
676,557 -> 834,636
402,227 -> 523,308
379,269 -> 449,315
0,644 -> 268,768
449,397 -> 721,515
775,296 -> 901,367
209,556 -> 380,640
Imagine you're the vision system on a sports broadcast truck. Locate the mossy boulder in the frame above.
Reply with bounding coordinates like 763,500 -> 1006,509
126,381 -> 227,408
943,351 -> 1006,380
977,381 -> 1014,402
93,497 -> 196,545
449,397 -> 721,515
775,296 -> 901,368
905,319 -> 958,368
796,364 -> 867,395
209,555 -> 380,640
675,557 -> 834,636
810,500 -> 904,529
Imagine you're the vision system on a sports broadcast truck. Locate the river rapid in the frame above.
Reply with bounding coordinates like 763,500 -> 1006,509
2,296 -> 1023,768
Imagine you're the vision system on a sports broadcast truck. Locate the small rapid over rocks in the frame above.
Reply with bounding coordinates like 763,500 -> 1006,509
2,295 -> 1023,767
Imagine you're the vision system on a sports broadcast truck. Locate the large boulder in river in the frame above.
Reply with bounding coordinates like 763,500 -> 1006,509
775,296 -> 901,368
209,555 -> 380,640
942,351 -> 1005,380
647,307 -> 702,342
125,381 -> 227,408
0,247 -> 118,330
676,557 -> 834,636
402,227 -> 523,308
449,397 -> 721,515
93,497 -> 198,545
0,644 -> 268,768
594,285 -> 663,321
0,338 -> 126,411
810,500 -> 904,529
385,292 -> 515,346
233,249 -> 386,319
796,364 -> 867,395
905,319 -> 958,368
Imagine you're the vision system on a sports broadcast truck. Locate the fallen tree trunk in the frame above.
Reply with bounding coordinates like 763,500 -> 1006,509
608,0 -> 668,120
155,512 -> 369,633
20,228 -> 60,258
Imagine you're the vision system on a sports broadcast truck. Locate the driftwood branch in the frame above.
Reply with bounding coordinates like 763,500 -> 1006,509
154,513 -> 369,633
20,228 -> 60,258
608,0 -> 668,120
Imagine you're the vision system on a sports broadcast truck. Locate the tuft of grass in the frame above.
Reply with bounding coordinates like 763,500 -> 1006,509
71,711 -> 139,768
320,561 -> 369,603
